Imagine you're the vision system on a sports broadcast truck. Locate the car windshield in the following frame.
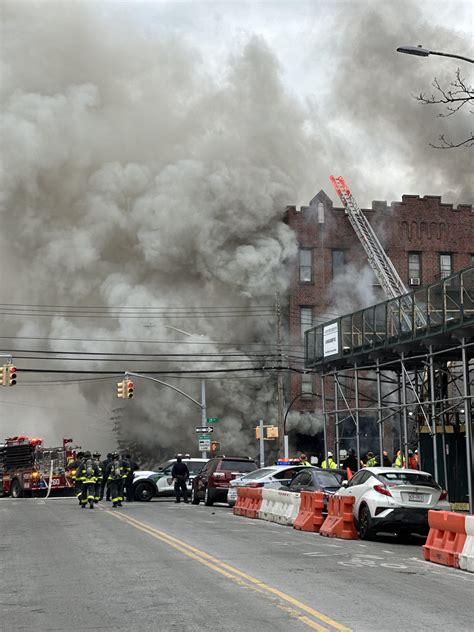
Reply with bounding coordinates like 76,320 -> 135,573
220,460 -> 257,472
315,471 -> 341,487
239,468 -> 274,480
186,461 -> 206,475
378,472 -> 438,487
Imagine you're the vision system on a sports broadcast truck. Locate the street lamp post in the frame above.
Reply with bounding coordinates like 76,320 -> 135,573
283,392 -> 321,460
165,326 -> 208,458
396,45 -> 474,64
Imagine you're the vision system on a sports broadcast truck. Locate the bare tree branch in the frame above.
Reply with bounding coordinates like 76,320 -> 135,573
413,68 -> 474,148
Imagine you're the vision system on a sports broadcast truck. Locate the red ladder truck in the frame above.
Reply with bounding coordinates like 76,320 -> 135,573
0,436 -> 76,498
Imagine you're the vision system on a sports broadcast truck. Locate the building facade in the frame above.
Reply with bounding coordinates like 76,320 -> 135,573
284,189 -> 473,457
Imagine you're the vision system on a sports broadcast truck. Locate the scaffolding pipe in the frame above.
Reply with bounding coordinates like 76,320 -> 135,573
321,375 -> 328,462
354,363 -> 361,467
401,354 -> 410,467
428,346 -> 440,483
461,338 -> 473,514
334,372 -> 340,467
376,359 -> 384,464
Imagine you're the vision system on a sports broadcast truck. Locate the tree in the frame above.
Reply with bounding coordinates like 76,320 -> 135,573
415,68 -> 473,148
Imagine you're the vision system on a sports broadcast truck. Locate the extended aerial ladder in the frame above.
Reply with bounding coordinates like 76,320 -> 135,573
329,175 -> 425,330
330,175 -> 409,299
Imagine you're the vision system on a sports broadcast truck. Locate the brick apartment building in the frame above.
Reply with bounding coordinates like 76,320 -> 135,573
284,189 -> 474,456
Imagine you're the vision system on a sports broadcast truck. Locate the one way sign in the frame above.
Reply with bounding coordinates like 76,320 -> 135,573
195,426 -> 214,433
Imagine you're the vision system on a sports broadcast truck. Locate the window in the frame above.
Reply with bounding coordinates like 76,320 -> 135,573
300,306 -> 313,339
408,252 -> 421,281
332,249 -> 345,277
318,202 -> 325,224
299,248 -> 313,283
274,468 -> 300,480
219,460 -> 257,472
347,470 -> 369,487
439,254 -> 452,279
300,373 -> 313,398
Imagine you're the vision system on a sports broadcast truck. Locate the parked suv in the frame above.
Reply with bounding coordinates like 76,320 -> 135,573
191,456 -> 258,506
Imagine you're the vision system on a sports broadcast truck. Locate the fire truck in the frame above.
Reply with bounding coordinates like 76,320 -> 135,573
0,436 -> 76,498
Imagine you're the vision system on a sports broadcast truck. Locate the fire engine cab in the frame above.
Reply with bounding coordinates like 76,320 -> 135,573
0,436 -> 76,498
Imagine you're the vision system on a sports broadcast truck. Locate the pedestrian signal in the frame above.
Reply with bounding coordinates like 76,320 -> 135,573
210,441 -> 220,452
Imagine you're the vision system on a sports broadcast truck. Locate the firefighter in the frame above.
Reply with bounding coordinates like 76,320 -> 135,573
101,452 -> 113,501
321,451 -> 337,469
69,451 -> 84,505
92,452 -> 103,503
105,452 -> 128,508
76,451 -> 100,509
124,454 -> 138,502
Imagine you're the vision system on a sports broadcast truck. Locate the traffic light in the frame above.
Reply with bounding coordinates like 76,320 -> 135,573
117,380 -> 126,399
1,364 -> 16,386
117,379 -> 134,399
210,440 -> 220,453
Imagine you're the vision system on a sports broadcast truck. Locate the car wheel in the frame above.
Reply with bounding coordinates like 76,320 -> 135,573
191,488 -> 200,505
204,487 -> 214,506
11,479 -> 23,499
358,504 -> 375,540
134,482 -> 154,502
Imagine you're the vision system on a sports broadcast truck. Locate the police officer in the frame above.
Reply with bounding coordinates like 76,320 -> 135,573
171,456 -> 189,503
342,448 -> 359,472
101,452 -> 113,501
76,451 -> 101,509
124,454 -> 138,502
92,452 -> 103,503
105,452 -> 128,508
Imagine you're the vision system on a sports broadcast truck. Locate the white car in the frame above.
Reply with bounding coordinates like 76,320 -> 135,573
336,467 -> 450,540
133,458 -> 208,501
227,465 -> 311,507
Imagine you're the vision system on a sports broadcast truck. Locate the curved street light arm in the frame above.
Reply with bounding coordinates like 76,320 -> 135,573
430,50 -> 474,64
124,371 -> 203,409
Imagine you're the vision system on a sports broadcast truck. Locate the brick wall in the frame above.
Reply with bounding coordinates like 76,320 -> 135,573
284,189 -> 473,455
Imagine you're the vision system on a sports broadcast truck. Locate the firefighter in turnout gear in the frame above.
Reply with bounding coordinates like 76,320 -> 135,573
76,452 -> 101,509
69,451 -> 84,505
92,452 -> 103,503
105,453 -> 129,508
101,453 -> 113,501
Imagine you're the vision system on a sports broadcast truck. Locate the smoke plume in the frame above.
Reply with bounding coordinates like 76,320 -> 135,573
0,1 -> 471,460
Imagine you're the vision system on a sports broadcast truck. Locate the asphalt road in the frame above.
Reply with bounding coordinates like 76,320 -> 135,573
1,497 -> 472,632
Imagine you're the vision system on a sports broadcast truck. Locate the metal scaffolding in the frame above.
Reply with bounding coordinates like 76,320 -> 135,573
306,266 -> 474,513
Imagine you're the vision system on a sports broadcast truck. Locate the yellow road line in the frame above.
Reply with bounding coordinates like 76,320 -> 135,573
105,509 -> 351,632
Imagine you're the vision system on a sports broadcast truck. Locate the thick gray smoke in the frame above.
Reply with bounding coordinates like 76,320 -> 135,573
0,2 -> 471,459
0,2 -> 315,458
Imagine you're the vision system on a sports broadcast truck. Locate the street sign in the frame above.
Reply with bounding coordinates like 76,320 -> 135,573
199,434 -> 210,440
207,417 -> 220,424
195,427 -> 214,433
198,439 -> 211,451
